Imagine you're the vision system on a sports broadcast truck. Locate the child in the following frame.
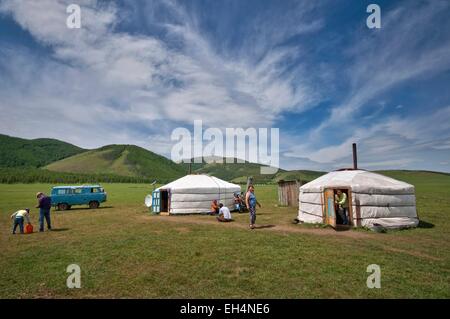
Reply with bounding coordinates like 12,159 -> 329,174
210,199 -> 219,215
11,209 -> 31,234
233,193 -> 241,212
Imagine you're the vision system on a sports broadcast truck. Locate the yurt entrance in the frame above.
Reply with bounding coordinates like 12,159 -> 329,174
323,188 -> 352,228
160,189 -> 170,213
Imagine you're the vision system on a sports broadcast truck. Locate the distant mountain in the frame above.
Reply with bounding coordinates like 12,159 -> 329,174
3,134 -> 447,185
45,144 -> 187,181
0,134 -> 85,168
182,157 -> 324,184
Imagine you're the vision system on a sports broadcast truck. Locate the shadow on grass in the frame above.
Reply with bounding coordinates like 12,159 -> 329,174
254,224 -> 276,229
418,220 -> 435,229
50,228 -> 70,232
55,206 -> 113,212
335,225 -> 352,232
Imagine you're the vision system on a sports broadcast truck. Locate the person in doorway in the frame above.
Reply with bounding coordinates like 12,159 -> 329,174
335,189 -> 349,225
245,185 -> 261,229
11,209 -> 31,234
216,203 -> 233,222
36,192 -> 52,232
210,199 -> 219,215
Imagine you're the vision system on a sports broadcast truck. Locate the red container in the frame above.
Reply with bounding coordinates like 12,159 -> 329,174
24,224 -> 33,234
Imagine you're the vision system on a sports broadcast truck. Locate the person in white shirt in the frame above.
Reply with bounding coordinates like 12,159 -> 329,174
216,203 -> 233,222
11,209 -> 31,234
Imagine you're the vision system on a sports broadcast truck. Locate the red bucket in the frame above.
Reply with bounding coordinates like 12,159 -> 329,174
24,224 -> 33,234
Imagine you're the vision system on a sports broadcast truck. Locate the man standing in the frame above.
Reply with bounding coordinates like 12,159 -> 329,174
335,190 -> 349,225
11,208 -> 31,234
36,192 -> 52,232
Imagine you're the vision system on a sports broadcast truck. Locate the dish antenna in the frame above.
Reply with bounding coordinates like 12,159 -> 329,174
144,194 -> 152,208
144,180 -> 158,208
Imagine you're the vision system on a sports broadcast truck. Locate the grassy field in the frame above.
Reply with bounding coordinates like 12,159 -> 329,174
0,172 -> 449,298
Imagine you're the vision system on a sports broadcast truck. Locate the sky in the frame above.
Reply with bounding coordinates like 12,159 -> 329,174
0,0 -> 449,172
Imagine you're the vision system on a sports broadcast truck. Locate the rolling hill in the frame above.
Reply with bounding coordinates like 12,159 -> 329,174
0,134 -> 85,168
182,157 -> 324,184
2,134 -> 449,185
45,144 -> 187,182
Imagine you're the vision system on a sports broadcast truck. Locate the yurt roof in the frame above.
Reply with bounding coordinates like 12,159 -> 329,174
300,170 -> 414,194
157,174 -> 240,191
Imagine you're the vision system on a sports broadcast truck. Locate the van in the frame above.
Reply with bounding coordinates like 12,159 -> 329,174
51,185 -> 107,210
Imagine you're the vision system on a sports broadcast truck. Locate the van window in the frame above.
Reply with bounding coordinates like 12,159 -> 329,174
74,188 -> 82,194
57,189 -> 67,195
91,188 -> 99,193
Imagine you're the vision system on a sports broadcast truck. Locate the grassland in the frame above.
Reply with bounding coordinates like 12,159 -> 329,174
0,171 -> 449,298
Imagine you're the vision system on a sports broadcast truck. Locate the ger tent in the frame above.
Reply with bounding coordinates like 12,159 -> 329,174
298,170 -> 419,229
151,175 -> 241,214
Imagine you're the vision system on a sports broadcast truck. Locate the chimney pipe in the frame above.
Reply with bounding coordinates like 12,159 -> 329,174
352,143 -> 358,170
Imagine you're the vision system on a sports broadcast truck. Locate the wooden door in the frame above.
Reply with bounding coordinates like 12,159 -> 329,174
324,188 -> 336,228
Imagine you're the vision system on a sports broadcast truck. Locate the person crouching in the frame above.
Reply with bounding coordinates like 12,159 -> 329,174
11,209 -> 31,234
216,203 -> 233,222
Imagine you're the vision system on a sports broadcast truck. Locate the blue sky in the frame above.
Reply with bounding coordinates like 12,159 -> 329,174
0,0 -> 449,172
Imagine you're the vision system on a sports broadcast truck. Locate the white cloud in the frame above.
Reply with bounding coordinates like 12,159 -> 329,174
310,1 -> 450,138
0,0 -> 320,143
284,106 -> 450,171
0,0 -> 448,173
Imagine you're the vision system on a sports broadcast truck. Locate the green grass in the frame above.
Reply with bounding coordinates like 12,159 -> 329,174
0,173 -> 449,298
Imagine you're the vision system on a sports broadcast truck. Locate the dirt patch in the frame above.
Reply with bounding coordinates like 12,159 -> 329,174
142,214 -> 375,239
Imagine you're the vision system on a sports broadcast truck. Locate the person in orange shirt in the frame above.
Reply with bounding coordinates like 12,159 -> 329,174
210,199 -> 219,215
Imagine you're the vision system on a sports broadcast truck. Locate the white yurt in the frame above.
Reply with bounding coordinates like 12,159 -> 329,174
298,169 -> 419,229
151,175 -> 241,214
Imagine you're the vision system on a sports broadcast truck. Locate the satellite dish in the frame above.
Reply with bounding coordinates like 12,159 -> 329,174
144,194 -> 152,208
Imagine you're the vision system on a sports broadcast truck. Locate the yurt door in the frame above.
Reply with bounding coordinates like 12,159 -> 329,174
152,190 -> 160,213
324,188 -> 336,228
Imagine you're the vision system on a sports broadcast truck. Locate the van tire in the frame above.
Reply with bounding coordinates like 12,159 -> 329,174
89,201 -> 99,209
58,203 -> 69,211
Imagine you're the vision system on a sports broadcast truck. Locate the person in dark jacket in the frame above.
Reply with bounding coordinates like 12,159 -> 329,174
36,192 -> 52,232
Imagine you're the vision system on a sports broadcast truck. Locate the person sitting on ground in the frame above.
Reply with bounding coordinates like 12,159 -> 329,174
11,209 -> 31,234
335,189 -> 349,225
233,193 -> 242,212
210,199 -> 219,215
216,203 -> 233,222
